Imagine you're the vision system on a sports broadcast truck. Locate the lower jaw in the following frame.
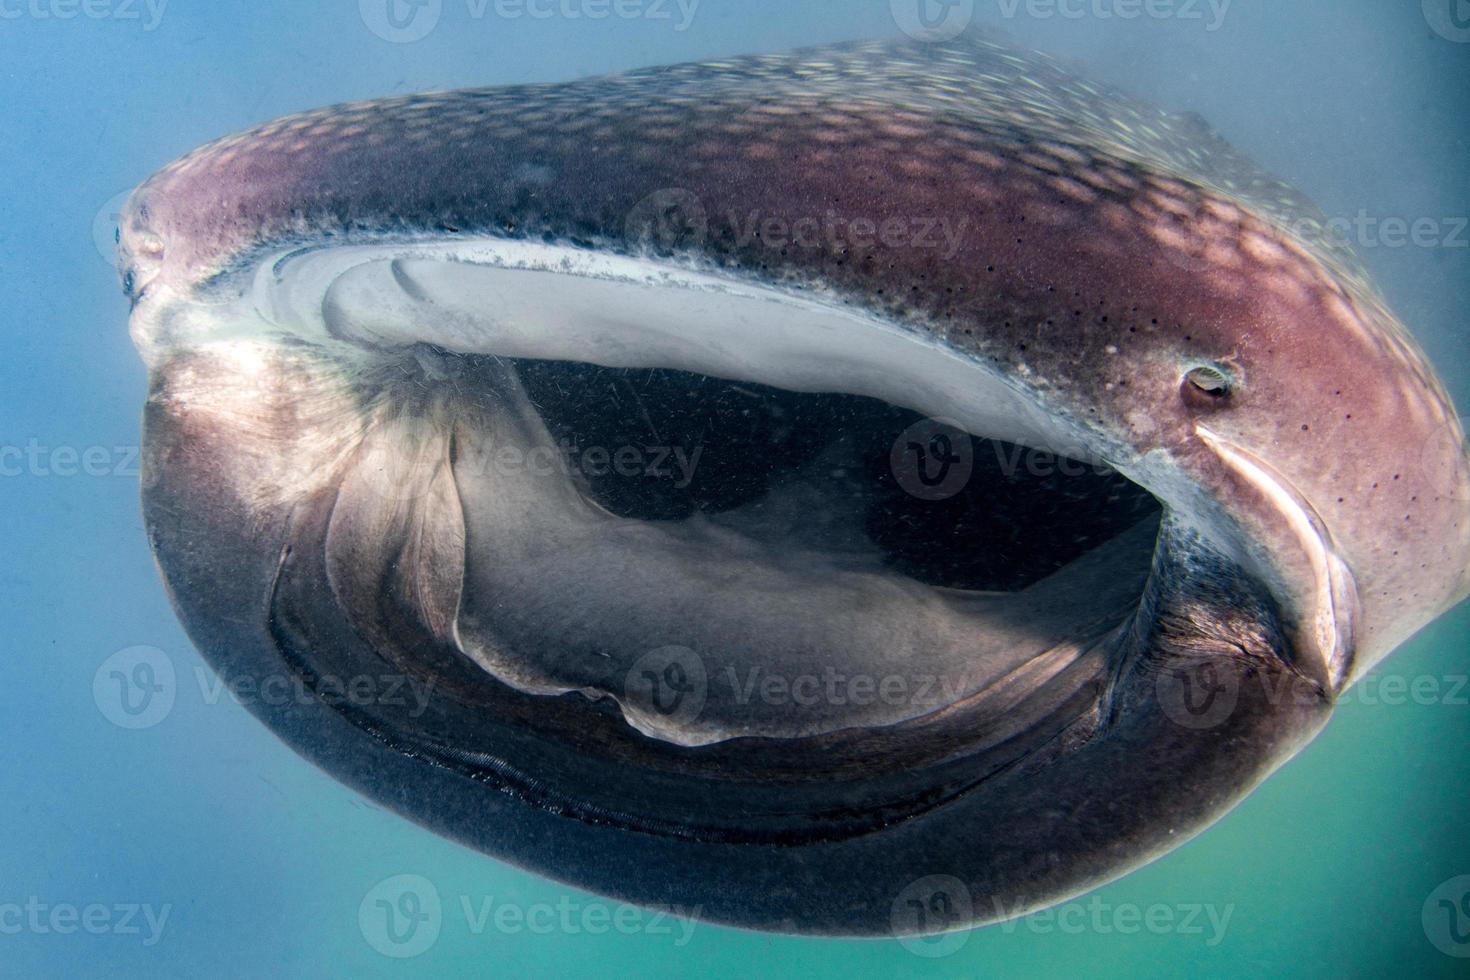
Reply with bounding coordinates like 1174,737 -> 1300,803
136,247 -> 1335,931
155,398 -> 1330,935
250,347 -> 1317,848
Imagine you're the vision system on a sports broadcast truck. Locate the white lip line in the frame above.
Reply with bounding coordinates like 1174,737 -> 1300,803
138,239 -> 1363,691
1195,424 -> 1355,689
240,238 -> 1120,463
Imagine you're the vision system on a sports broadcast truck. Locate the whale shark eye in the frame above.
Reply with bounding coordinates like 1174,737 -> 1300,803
1184,364 -> 1234,399
114,27 -> 1470,941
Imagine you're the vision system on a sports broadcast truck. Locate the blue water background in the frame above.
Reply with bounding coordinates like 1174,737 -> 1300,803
1,1 -> 1467,976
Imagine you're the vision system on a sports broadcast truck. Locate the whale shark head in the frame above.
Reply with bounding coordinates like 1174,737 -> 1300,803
117,34 -> 1470,935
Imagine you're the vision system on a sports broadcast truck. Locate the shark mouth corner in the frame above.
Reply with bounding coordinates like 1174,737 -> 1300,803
120,34 -> 1470,936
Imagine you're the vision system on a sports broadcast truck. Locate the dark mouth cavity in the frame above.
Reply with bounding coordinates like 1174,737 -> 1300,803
268,348 -> 1173,838
515,358 -> 1162,593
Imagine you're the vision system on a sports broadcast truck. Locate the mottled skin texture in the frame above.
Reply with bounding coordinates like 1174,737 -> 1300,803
119,34 -> 1470,934
121,34 -> 1470,675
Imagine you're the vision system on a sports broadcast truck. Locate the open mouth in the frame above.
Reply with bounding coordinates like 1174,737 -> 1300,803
516,356 -> 1161,596
199,241 -> 1176,843
384,352 -> 1163,747
125,30 -> 1453,935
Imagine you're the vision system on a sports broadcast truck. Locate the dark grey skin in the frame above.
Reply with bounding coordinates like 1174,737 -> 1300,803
118,35 -> 1470,935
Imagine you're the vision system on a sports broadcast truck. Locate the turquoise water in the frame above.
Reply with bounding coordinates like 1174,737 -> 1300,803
2,1 -> 1468,976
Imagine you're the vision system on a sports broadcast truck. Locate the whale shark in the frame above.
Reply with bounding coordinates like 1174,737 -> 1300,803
116,33 -> 1470,936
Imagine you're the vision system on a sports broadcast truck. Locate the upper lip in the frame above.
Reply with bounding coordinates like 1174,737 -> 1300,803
117,233 -> 164,304
1194,423 -> 1357,692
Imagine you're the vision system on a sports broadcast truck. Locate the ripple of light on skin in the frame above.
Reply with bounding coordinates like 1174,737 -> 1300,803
1049,176 -> 1098,205
1149,191 -> 1194,219
1240,231 -> 1289,266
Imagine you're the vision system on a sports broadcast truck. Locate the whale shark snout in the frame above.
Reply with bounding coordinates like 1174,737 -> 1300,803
118,33 -> 1470,935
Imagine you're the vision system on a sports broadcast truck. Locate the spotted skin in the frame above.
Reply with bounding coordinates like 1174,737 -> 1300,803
120,33 -> 1469,679
117,33 -> 1470,935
